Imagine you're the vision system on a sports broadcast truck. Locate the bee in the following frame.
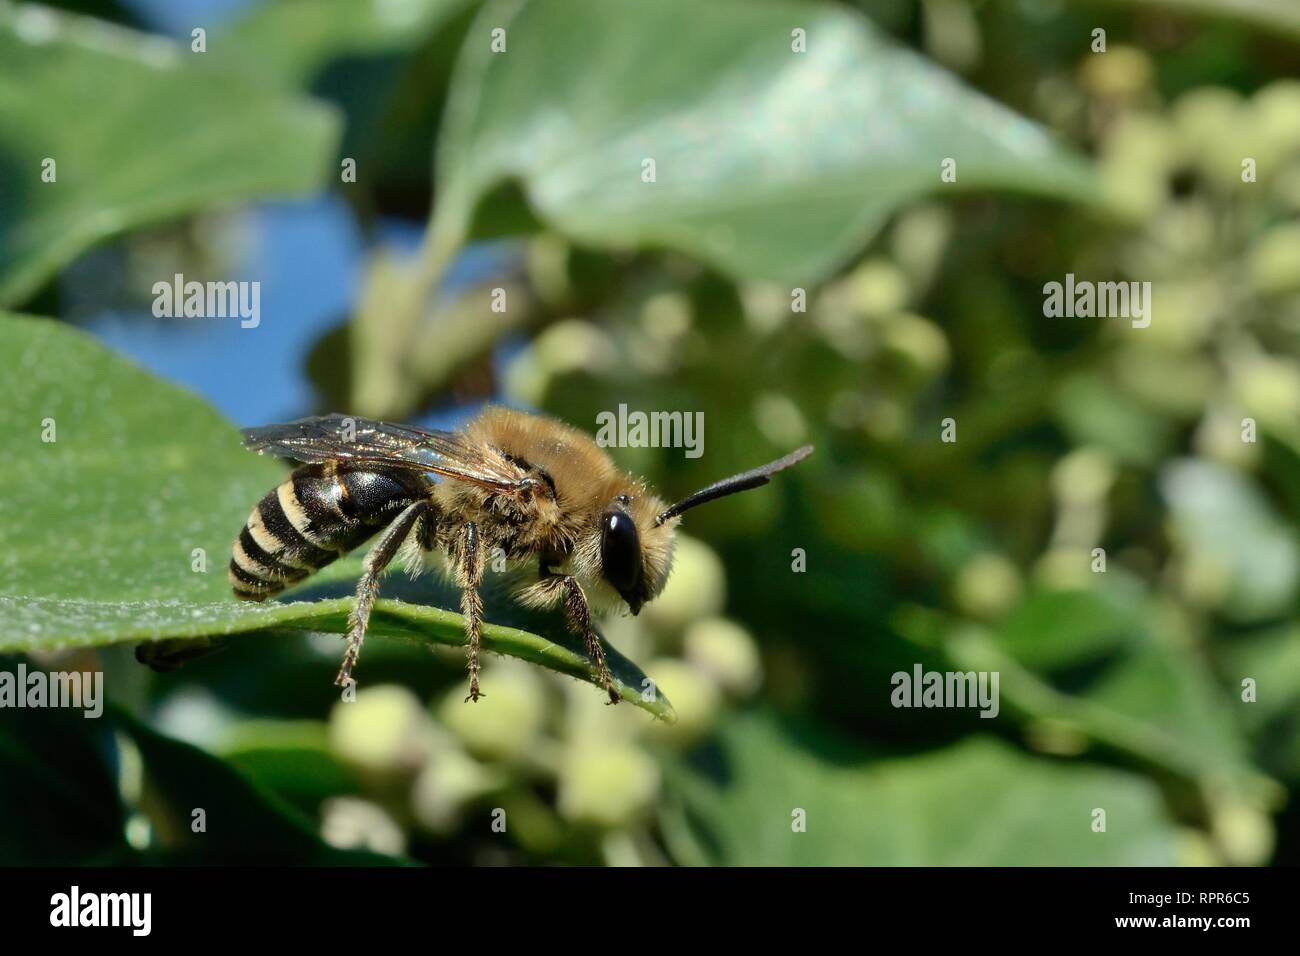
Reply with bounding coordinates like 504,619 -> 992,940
224,407 -> 812,703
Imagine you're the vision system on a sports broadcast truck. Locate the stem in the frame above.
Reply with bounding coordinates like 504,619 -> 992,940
351,209 -> 469,417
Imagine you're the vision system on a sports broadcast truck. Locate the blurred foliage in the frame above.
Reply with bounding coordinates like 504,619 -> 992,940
2,0 -> 1300,866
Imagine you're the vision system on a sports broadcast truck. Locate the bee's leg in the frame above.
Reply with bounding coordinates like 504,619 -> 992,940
453,522 -> 487,702
335,500 -> 430,688
553,573 -> 619,705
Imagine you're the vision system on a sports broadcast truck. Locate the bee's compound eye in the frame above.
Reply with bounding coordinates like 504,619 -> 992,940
601,510 -> 642,597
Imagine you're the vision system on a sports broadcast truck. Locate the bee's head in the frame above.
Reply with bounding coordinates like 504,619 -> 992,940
598,492 -> 675,616
597,445 -> 814,615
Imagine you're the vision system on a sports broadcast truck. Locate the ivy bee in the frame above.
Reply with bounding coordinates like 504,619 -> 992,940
198,408 -> 811,703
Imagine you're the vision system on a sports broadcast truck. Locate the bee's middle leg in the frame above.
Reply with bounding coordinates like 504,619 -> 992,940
335,500 -> 430,688
453,521 -> 486,702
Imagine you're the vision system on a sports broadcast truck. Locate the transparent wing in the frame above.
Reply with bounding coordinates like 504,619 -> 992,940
241,414 -> 527,493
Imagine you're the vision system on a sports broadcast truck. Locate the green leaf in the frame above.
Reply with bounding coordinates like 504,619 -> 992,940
113,707 -> 398,864
216,0 -> 479,217
665,711 -> 1183,865
1207,625 -> 1300,782
0,4 -> 341,305
996,588 -> 1144,672
0,660 -> 394,864
216,720 -> 359,815
0,684 -> 128,864
1054,373 -> 1176,467
1219,624 -> 1300,725
958,595 -> 1267,797
0,313 -> 674,721
430,0 -> 1097,286
1160,458 -> 1300,622
219,0 -> 475,89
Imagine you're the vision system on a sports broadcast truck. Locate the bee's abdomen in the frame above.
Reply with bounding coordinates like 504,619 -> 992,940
229,465 -> 420,601
229,483 -> 336,601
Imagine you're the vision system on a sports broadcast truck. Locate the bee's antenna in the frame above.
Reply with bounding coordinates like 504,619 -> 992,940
654,446 -> 814,526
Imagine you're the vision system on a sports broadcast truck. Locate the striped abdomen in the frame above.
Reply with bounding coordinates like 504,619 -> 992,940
229,464 -> 425,601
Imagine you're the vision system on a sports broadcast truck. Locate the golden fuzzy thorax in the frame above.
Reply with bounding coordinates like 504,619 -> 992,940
434,406 -> 678,612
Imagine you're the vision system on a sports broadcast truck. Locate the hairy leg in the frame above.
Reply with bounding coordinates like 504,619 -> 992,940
334,500 -> 430,688
453,522 -> 487,702
534,570 -> 618,705
522,563 -> 619,704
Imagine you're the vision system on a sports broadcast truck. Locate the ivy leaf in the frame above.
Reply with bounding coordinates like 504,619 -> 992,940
952,591 -> 1274,812
0,4 -> 341,305
0,313 -> 674,722
218,0 -> 475,89
665,712 -> 1183,865
428,0 -> 1097,285
0,693 -> 128,864
113,707 -> 401,865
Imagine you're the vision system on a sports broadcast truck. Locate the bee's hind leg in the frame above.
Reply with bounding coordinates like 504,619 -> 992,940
453,522 -> 486,702
335,500 -> 430,689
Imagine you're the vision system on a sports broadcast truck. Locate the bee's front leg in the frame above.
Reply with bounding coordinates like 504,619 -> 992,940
453,521 -> 486,702
555,574 -> 619,705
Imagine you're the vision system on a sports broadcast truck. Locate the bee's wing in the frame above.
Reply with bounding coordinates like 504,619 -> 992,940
241,415 -> 527,493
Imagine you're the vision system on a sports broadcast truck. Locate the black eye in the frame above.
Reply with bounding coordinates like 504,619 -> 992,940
601,510 -> 642,596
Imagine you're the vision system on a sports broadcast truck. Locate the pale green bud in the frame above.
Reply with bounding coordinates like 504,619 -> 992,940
1250,80 -> 1300,163
1051,448 -> 1117,506
753,392 -> 807,448
1247,223 -> 1300,298
411,748 -> 504,834
1211,799 -> 1274,866
437,661 -> 548,762
1230,354 -> 1300,426
642,535 -> 726,631
954,553 -> 1023,619
1099,115 -> 1180,220
683,617 -> 762,697
1174,87 -> 1247,189
320,797 -> 406,857
1193,407 -> 1261,470
642,658 -> 722,746
1079,45 -> 1153,100
880,312 -> 950,378
329,684 -> 434,776
847,259 -> 910,317
502,319 -> 616,404
557,743 -> 660,830
641,291 -> 692,340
